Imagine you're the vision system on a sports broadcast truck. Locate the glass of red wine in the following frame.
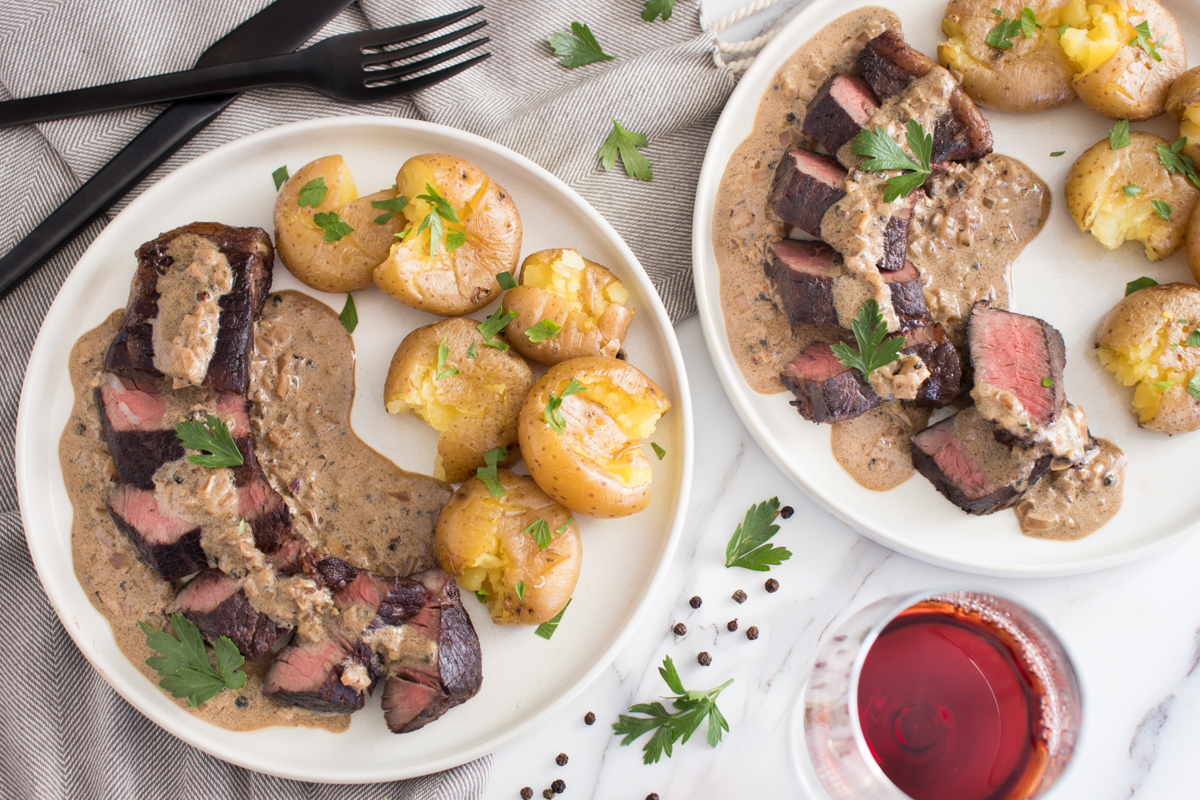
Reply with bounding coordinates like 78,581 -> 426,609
793,590 -> 1081,800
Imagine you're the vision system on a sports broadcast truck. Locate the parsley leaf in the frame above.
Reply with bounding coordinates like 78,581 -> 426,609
297,177 -> 328,208
548,21 -> 615,68
1126,276 -> 1158,295
497,271 -> 518,290
139,614 -> 247,707
1123,184 -> 1142,196
1185,330 -> 1200,347
1154,380 -> 1176,390
478,306 -> 517,350
535,599 -> 571,640
651,442 -> 666,460
598,119 -> 653,181
526,319 -> 563,343
1155,139 -> 1198,187
1042,376 -> 1053,387
415,183 -> 464,258
641,0 -> 676,22
851,120 -> 931,201
446,229 -> 466,252
613,656 -> 733,764
339,294 -> 357,333
1057,24 -> 1071,37
1050,150 -> 1066,157
175,414 -> 243,468
1151,199 -> 1172,220
435,336 -> 459,380
523,518 -> 553,550
475,588 -> 488,603
1189,375 -> 1200,401
467,342 -> 478,358
1019,7 -> 1043,37
1109,119 -> 1130,150
272,166 -> 289,191
725,497 -> 792,571
830,299 -> 905,378
986,17 -> 1023,49
545,379 -> 586,434
371,195 -> 409,225
515,580 -> 526,600
312,211 -> 354,243
556,517 -> 574,535
476,447 -> 507,497
1130,20 -> 1166,62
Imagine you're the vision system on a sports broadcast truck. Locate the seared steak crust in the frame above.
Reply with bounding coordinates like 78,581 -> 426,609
175,569 -> 290,660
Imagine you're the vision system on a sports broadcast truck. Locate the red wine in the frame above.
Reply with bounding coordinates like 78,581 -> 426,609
856,601 -> 1048,800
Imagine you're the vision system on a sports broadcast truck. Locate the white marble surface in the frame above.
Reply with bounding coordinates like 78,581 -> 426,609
480,315 -> 1200,800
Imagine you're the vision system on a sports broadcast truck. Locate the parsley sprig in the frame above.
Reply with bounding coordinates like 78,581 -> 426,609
272,166 -> 289,191
851,120 -> 932,201
1125,276 -> 1158,295
535,598 -> 571,640
725,497 -> 792,571
1151,199 -> 1172,220
297,177 -> 327,208
831,299 -> 905,378
476,447 -> 507,497
339,293 -> 357,333
313,211 -> 353,243
522,516 -> 574,551
497,271 -> 518,290
435,336 -> 459,380
175,414 -> 243,468
139,614 -> 247,707
1110,119 -> 1130,150
526,319 -> 563,343
985,7 -> 1041,49
371,195 -> 409,225
613,656 -> 733,764
1130,20 -> 1166,62
1155,138 -> 1200,189
414,184 -> 467,257
478,306 -> 517,350
598,119 -> 653,181
641,0 -> 676,22
548,22 -> 615,68
545,379 -> 587,434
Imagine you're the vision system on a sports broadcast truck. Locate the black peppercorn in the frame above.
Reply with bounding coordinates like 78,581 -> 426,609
697,651 -> 712,666
521,789 -> 533,800
584,711 -> 596,725
672,622 -> 687,636
551,779 -> 566,794
647,795 -> 660,800
235,696 -> 249,709
780,505 -> 794,519
543,790 -> 555,799
556,753 -> 569,766
727,619 -> 738,632
747,626 -> 760,640
689,595 -> 702,609
732,589 -> 747,604
765,578 -> 779,593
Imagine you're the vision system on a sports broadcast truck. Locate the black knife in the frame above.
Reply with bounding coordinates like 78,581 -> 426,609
0,0 -> 353,296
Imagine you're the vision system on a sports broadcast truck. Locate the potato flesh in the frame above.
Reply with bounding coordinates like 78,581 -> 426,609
556,375 -> 664,487
1090,195 -> 1161,250
1058,0 -> 1131,77
1182,105 -> 1200,149
1098,321 -> 1200,422
522,250 -> 630,324
393,160 -> 480,267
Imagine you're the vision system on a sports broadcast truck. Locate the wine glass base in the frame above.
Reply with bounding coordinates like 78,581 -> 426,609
789,679 -> 838,800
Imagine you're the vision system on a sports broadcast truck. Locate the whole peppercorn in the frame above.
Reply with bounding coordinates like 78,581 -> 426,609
543,790 -> 555,799
732,589 -> 747,604
556,753 -> 569,766
765,578 -> 780,593
689,595 -> 703,609
647,795 -> 661,800
672,622 -> 687,636
552,779 -> 566,794
727,618 -> 738,632
521,789 -> 533,800
746,626 -> 760,640
780,505 -> 795,519
584,711 -> 596,725
698,651 -> 712,666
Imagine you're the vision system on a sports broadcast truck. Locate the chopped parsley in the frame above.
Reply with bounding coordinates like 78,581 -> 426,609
851,119 -> 932,202
523,518 -> 553,550
1154,380 -> 1176,391
1125,276 -> 1158,295
831,299 -> 905,378
1184,330 -> 1200,347
1050,150 -> 1066,157
556,517 -> 574,535
1109,119 -> 1130,150
466,342 -> 478,358
651,442 -> 666,460
175,414 -> 243,468
545,379 -> 587,434
535,599 -> 571,640
1041,376 -> 1053,387
476,447 -> 507,497
598,119 -> 653,181
371,195 -> 409,225
434,336 -> 459,380
526,319 -> 563,343
1151,199 -> 1172,220
1155,138 -> 1200,189
312,211 -> 354,243
497,270 -> 518,290
272,166 -> 289,191
1123,184 -> 1142,196
338,293 -> 357,333
139,614 -> 247,707
548,22 -> 615,68
515,580 -> 526,600
1057,23 -> 1071,37
475,588 -> 488,603
640,0 -> 676,22
1189,375 -> 1200,402
1130,20 -> 1166,62
986,17 -> 1023,49
297,177 -> 328,208
1019,7 -> 1043,37
725,497 -> 792,571
613,655 -> 733,764
415,184 -> 466,258
477,306 -> 517,350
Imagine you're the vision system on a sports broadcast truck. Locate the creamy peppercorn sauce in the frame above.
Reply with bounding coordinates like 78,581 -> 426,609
62,290 -> 450,731
712,8 -> 1124,538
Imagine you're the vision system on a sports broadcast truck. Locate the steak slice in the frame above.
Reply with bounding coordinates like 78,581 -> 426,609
334,570 -> 428,629
313,557 -> 358,590
902,323 -> 962,408
174,569 -> 289,660
780,342 -> 882,423
803,74 -> 880,156
854,30 -> 993,162
910,407 -> 1050,515
262,638 -> 373,714
879,190 -> 920,272
381,569 -> 482,734
883,260 -> 930,329
767,239 -> 841,328
967,301 -> 1067,432
769,150 -> 848,236
94,374 -> 184,489
105,222 -> 273,395
105,484 -> 208,580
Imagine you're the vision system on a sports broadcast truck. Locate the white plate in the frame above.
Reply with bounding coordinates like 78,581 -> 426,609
17,117 -> 693,782
694,0 -> 1200,577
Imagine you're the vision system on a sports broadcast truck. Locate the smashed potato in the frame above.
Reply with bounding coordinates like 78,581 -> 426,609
502,248 -> 634,366
518,357 -> 670,518
373,153 -> 521,316
435,471 -> 580,625
384,317 -> 533,483
273,155 -> 407,292
1064,131 -> 1199,261
1167,67 -> 1200,162
1096,282 -> 1200,433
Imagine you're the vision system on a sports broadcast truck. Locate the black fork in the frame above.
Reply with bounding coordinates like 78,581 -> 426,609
0,7 -> 489,129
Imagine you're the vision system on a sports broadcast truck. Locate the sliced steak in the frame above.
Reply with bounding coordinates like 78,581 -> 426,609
262,638 -> 372,714
802,74 -> 879,156
910,407 -> 1050,515
381,569 -> 482,734
105,222 -> 273,395
767,239 -> 841,328
854,30 -> 993,162
334,571 -> 428,629
780,342 -> 882,423
769,150 -> 848,236
236,474 -> 293,553
94,374 -> 184,488
883,260 -> 929,329
268,536 -> 315,577
967,301 -> 1067,431
901,322 -> 962,408
879,190 -> 920,272
105,484 -> 208,580
313,557 -> 358,590
175,569 -> 289,660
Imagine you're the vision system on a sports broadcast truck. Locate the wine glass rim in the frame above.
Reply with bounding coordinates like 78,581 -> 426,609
845,587 -> 1084,799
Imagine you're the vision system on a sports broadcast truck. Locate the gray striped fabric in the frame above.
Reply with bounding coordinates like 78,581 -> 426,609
0,1 -> 734,798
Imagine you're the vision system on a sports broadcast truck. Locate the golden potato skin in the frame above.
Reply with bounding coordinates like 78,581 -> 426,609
939,0 -> 1076,113
518,357 -> 670,518
273,156 -> 406,293
1096,283 -> 1200,433
373,153 -> 521,316
435,472 -> 581,625
1167,67 -> 1200,162
384,317 -> 533,483
503,249 -> 635,366
1065,132 -> 1199,261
